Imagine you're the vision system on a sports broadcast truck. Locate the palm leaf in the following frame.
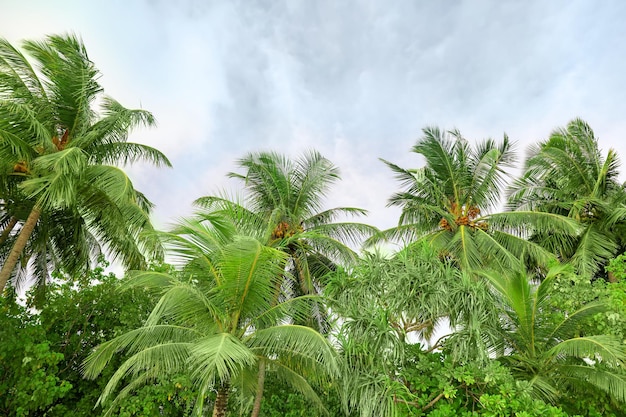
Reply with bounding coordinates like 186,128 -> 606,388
271,361 -> 329,414
188,332 -> 257,388
248,324 -> 339,378
548,336 -> 626,366
559,364 -> 626,403
83,325 -> 197,379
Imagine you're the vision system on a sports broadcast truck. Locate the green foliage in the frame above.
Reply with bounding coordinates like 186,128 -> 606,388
334,337 -> 572,417
541,267 -> 626,416
93,375 -> 196,417
0,33 -> 170,295
477,393 -> 570,417
607,253 -> 626,283
38,261 -> 195,416
0,260 -> 199,416
0,300 -> 71,416
257,375 -> 344,417
389,347 -> 576,417
546,266 -> 626,342
372,126 -> 575,272
481,265 -> 626,406
85,229 -> 339,416
509,119 -> 626,279
327,246 -> 556,416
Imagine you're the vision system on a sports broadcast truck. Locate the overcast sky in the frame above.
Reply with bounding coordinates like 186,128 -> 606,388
3,0 -> 626,235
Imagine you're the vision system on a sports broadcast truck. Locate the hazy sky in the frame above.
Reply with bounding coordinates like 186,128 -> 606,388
3,0 -> 626,235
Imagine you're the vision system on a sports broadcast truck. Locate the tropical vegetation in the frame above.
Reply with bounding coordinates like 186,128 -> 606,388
0,34 -> 170,298
2,33 -> 626,417
84,219 -> 340,417
194,150 -> 377,330
508,119 -> 626,279
370,127 -> 580,272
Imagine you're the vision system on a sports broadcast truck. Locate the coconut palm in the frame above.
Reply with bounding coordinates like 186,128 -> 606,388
83,229 -> 339,417
195,150 -> 377,327
0,34 -> 170,293
373,127 -> 579,271
508,119 -> 626,279
481,264 -> 626,404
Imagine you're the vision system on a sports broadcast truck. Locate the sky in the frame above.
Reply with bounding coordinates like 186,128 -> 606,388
3,0 -> 626,237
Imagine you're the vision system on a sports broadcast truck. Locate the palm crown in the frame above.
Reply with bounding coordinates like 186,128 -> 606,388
0,34 -> 170,293
84,219 -> 340,417
375,127 -> 579,271
481,265 -> 626,403
194,151 -> 377,330
508,119 -> 626,278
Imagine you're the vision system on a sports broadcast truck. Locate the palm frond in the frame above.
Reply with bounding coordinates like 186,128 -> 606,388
96,341 -> 191,407
547,301 -> 609,341
83,325 -> 197,379
288,232 -> 358,266
0,37 -> 46,100
248,324 -> 339,378
559,364 -> 626,403
304,222 -> 377,249
23,34 -> 102,135
292,149 -> 340,216
271,361 -> 329,415
217,238 -> 287,325
487,211 -> 581,236
447,225 -> 482,270
548,336 -> 626,366
304,206 -> 368,226
569,225 -> 618,277
188,333 -> 257,388
21,148 -> 88,208
470,135 -> 516,211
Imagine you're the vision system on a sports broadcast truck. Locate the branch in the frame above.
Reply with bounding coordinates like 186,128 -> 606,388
393,391 -> 446,412
421,392 -> 445,411
426,333 -> 451,353
405,320 -> 432,333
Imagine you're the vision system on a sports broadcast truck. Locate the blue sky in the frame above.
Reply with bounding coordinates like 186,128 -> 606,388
3,0 -> 626,234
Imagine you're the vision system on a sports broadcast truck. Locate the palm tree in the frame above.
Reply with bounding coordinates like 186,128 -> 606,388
481,264 -> 626,404
83,229 -> 339,417
0,34 -> 170,293
508,119 -> 626,279
195,150 -> 377,327
373,127 -> 579,271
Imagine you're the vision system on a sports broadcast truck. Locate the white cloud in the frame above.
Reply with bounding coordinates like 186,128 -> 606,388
3,0 -> 626,237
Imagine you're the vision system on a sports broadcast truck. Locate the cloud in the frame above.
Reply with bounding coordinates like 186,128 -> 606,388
3,0 -> 626,236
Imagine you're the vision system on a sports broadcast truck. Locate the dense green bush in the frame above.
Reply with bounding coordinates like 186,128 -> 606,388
0,300 -> 71,416
0,262 -> 198,416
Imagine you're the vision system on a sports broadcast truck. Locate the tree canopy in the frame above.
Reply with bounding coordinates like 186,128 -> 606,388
3,32 -> 626,417
0,34 -> 170,296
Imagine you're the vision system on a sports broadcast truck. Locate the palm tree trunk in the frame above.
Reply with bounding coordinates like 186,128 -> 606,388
291,250 -> 311,295
0,206 -> 40,294
250,359 -> 266,417
0,216 -> 18,246
212,383 -> 230,417
608,271 -> 618,283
